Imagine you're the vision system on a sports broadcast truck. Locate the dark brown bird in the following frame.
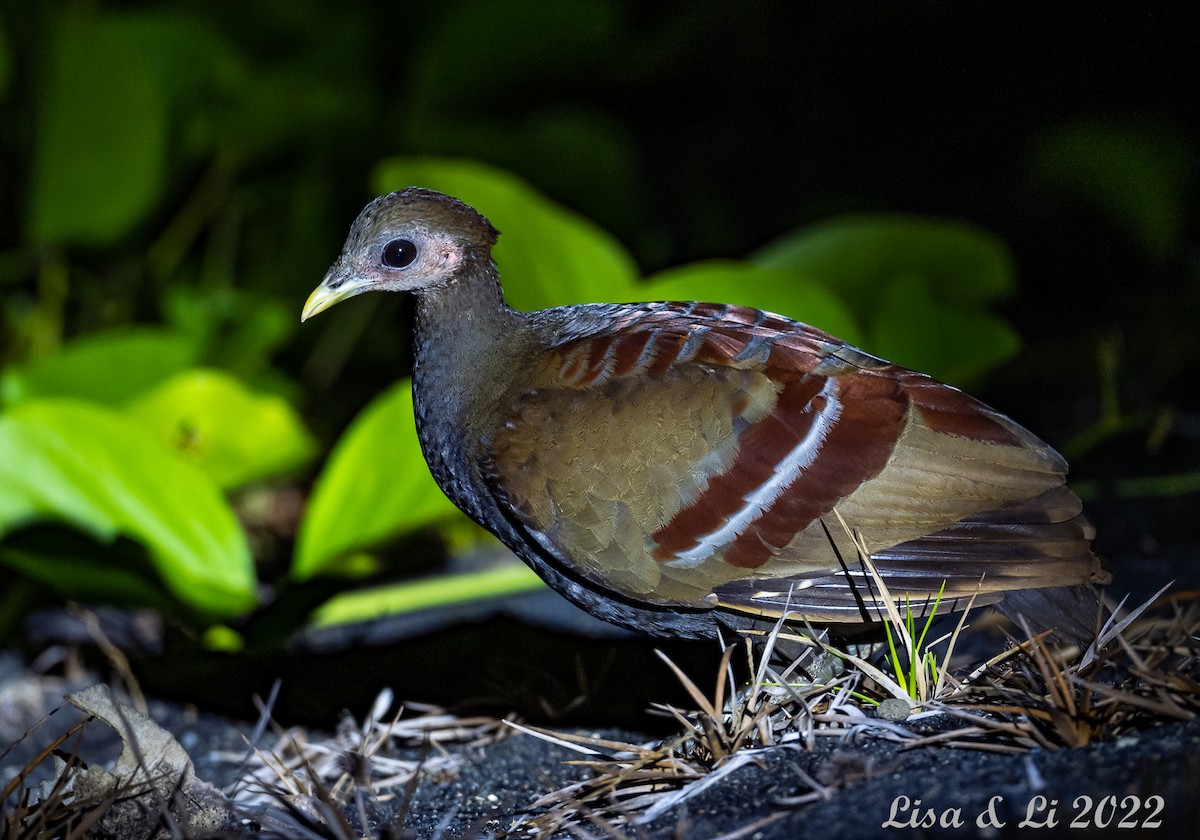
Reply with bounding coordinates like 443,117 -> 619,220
303,188 -> 1109,642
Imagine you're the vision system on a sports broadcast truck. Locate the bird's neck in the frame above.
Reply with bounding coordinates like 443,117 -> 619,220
410,262 -> 534,477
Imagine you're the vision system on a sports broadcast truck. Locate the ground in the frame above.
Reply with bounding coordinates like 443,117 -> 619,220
3,499 -> 1199,839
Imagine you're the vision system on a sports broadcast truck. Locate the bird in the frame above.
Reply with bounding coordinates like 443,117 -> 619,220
302,187 -> 1110,643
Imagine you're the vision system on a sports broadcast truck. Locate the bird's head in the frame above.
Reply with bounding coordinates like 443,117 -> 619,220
301,187 -> 499,321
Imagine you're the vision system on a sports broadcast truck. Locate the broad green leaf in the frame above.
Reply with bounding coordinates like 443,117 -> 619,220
310,563 -> 544,628
404,109 -> 646,249
754,215 -> 1020,384
372,157 -> 640,311
0,400 -> 256,616
294,378 -> 461,581
639,261 -> 864,346
116,10 -> 242,115
1031,122 -> 1194,260
0,328 -> 199,408
115,9 -> 247,160
869,273 -> 1020,386
28,9 -> 168,245
124,369 -> 316,489
0,535 -> 171,609
753,215 -> 1016,314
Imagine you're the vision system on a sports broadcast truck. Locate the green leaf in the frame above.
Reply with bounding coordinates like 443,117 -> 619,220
0,530 -> 173,609
0,328 -> 199,408
403,108 -> 646,249
754,215 -> 1021,384
869,273 -> 1020,386
294,378 -> 461,581
116,10 -> 242,115
124,369 -> 317,490
310,563 -> 544,628
753,215 -> 1016,314
639,260 -> 864,346
0,400 -> 256,617
372,157 -> 640,311
1031,122 -> 1194,260
28,9 -> 169,245
200,624 -> 245,653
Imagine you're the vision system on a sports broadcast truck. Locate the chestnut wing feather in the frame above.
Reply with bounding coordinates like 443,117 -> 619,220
484,302 -> 1100,624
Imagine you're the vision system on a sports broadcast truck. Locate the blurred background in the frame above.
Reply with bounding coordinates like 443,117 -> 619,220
0,1 -> 1197,726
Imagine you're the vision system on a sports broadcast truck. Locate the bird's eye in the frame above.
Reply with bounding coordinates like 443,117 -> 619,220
381,238 -> 418,268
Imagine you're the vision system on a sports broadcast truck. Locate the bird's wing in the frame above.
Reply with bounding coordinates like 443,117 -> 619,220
483,302 -> 1100,624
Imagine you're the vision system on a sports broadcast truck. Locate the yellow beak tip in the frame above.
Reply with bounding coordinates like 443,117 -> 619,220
301,287 -> 337,323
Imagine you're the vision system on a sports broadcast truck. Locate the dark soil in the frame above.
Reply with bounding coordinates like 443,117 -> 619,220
4,658 -> 1199,839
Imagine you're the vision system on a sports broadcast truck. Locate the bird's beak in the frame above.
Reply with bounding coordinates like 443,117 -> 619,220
301,270 -> 360,322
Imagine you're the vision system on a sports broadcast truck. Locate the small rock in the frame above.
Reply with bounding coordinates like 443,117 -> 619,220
876,698 -> 913,721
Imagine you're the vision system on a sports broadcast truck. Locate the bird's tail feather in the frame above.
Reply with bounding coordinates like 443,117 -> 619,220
996,583 -> 1107,644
